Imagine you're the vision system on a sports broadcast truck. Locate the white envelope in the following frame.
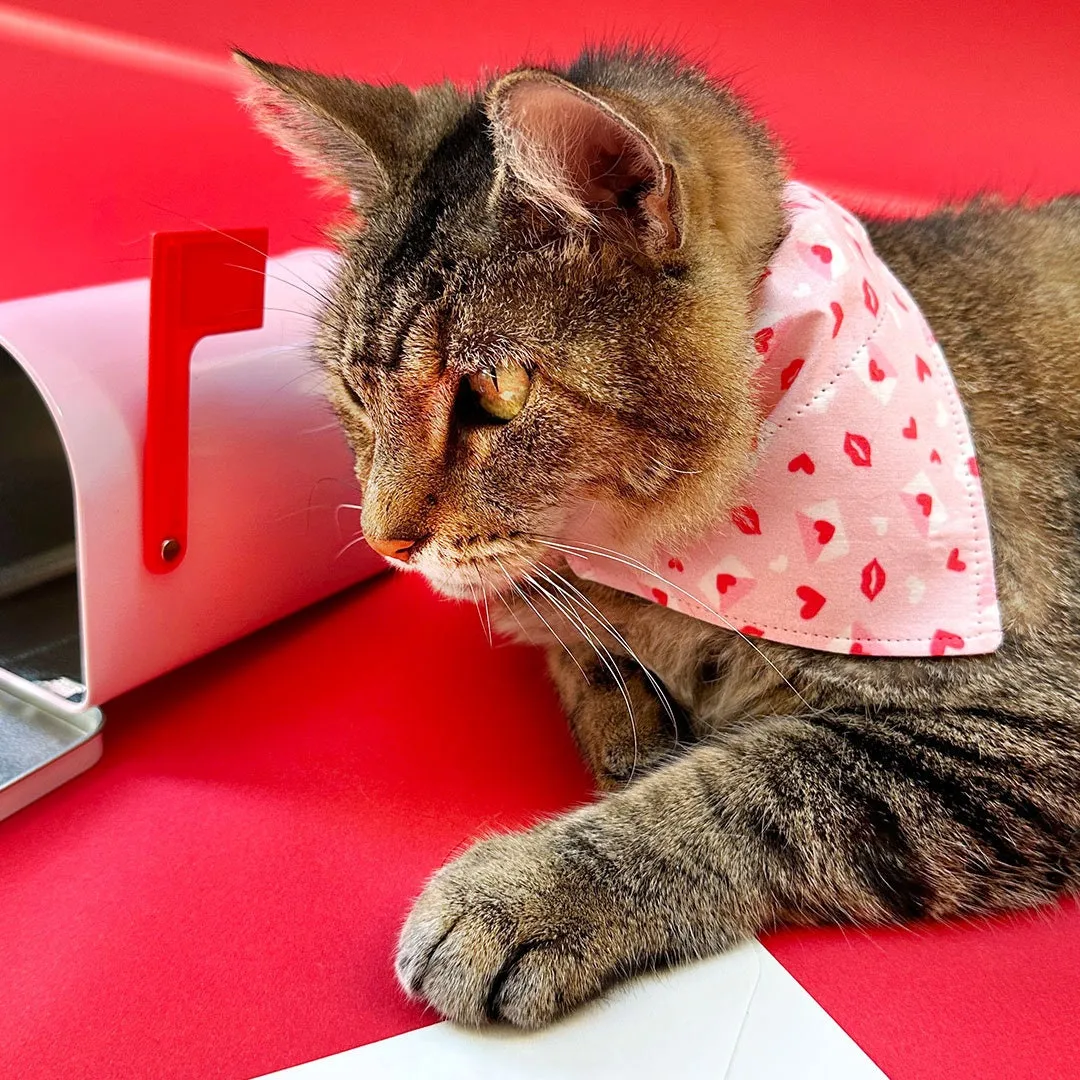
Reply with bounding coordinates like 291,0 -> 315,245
255,941 -> 886,1079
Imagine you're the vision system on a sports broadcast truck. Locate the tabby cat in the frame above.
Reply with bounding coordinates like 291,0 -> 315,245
238,47 -> 1080,1027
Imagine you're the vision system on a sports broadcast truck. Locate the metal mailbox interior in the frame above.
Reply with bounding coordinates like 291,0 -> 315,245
0,345 -> 103,820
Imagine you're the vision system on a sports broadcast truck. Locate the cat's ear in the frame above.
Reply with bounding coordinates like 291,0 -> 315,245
487,71 -> 683,256
235,51 -> 419,212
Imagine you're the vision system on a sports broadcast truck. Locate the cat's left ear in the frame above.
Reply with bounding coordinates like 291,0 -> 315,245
487,71 -> 683,257
235,51 -> 419,213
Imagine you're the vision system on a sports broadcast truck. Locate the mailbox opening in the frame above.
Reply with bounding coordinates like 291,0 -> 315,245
0,345 -> 83,701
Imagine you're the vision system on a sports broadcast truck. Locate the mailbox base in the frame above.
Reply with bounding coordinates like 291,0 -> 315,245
0,684 -> 103,821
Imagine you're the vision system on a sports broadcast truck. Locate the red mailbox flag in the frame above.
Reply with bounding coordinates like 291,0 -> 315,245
143,228 -> 269,573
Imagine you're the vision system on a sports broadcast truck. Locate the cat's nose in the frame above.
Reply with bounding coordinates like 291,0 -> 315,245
366,536 -> 420,563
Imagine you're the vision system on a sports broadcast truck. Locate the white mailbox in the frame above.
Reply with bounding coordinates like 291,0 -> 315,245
0,232 -> 382,819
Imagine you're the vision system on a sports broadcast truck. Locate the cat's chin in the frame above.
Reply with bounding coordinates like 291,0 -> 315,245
418,549 -> 557,601
423,574 -> 479,601
417,563 -> 507,602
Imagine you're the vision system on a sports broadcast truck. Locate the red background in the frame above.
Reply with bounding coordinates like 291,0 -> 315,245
1,2 -> 1078,1078
4,0 -> 1079,303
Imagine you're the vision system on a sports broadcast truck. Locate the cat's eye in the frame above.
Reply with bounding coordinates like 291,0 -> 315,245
463,362 -> 532,422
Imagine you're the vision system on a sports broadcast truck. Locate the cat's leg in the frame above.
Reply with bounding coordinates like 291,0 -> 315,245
547,643 -> 689,790
397,706 -> 1080,1027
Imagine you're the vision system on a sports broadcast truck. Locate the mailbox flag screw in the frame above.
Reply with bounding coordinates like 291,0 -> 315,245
161,538 -> 182,563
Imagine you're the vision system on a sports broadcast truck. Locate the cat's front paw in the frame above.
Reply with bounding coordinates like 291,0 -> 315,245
395,822 -> 623,1028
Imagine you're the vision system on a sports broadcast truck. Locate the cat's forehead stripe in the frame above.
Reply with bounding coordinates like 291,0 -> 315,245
378,105 -> 494,288
358,104 -> 494,367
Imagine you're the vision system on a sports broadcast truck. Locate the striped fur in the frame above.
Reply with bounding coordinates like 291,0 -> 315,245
241,46 -> 1080,1027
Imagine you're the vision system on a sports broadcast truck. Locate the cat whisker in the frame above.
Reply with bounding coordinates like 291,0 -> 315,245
136,201 -> 340,312
493,556 -> 590,683
141,205 -> 339,310
463,573 -> 490,644
334,503 -> 363,533
262,306 -> 323,322
523,570 -> 640,784
479,574 -> 494,647
224,263 -> 338,311
647,454 -> 702,476
491,575 -> 537,645
335,532 -> 369,561
527,559 -> 678,731
257,363 -> 335,400
471,567 -> 494,647
533,535 -> 814,714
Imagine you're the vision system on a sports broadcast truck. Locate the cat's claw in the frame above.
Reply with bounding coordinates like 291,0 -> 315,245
395,824 -> 620,1028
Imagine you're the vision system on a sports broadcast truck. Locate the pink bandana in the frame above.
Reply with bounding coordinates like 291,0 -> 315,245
568,182 -> 1002,657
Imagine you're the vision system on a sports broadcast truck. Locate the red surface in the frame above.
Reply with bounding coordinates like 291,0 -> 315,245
766,903 -> 1080,1080
2,2 -> 1080,1079
0,575 -> 591,1080
13,0 -> 1080,207
0,42 -> 331,302
2,0 -> 1079,301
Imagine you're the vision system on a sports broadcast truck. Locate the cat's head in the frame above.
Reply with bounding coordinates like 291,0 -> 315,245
238,49 -> 785,597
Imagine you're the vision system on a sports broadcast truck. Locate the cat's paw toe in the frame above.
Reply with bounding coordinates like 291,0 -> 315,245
395,826 -> 614,1027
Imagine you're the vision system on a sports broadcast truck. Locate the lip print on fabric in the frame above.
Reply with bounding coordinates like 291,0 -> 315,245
566,182 -> 1002,658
